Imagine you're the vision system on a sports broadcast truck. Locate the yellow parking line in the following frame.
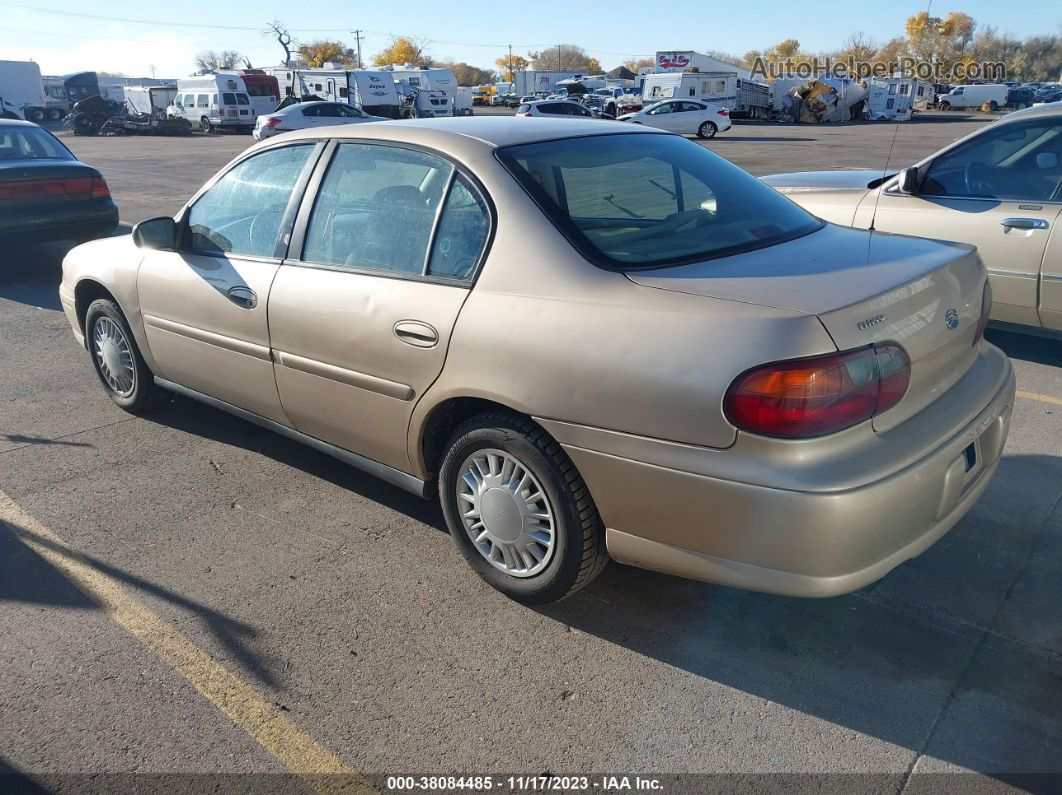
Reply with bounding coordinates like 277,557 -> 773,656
1016,390 -> 1062,407
0,489 -> 373,795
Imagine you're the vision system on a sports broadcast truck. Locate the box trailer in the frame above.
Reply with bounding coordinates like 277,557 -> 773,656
641,71 -> 770,118
0,60 -> 48,122
270,68 -> 403,119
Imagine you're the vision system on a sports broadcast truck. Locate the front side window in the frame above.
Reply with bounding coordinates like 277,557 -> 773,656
302,144 -> 453,275
185,145 -> 314,257
499,134 -> 821,269
920,118 -> 1062,201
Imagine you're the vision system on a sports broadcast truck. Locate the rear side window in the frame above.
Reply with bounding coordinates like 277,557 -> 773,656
185,145 -> 314,257
196,94 -> 208,107
302,143 -> 454,275
0,126 -> 73,160
498,134 -> 821,269
428,177 -> 490,279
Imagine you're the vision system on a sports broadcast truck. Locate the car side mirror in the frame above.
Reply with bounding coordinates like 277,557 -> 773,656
132,217 -> 178,251
896,166 -> 919,195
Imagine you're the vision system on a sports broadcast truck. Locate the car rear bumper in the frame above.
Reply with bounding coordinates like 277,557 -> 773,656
542,344 -> 1015,597
0,199 -> 118,243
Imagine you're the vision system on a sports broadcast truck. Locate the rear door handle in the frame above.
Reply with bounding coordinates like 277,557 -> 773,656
394,320 -> 439,348
226,286 -> 258,308
1001,217 -> 1049,230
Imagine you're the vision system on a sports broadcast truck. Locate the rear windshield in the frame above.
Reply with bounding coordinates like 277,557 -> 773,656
222,92 -> 236,105
0,125 -> 74,161
236,93 -> 250,105
497,134 -> 822,269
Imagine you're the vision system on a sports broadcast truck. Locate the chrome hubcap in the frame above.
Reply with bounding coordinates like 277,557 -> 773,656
457,449 -> 556,578
93,317 -> 135,397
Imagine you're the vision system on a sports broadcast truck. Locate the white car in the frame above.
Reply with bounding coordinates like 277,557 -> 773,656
619,99 -> 732,139
253,101 -> 386,141
515,99 -> 604,119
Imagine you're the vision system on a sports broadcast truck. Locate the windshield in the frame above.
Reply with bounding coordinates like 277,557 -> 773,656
497,133 -> 822,269
0,125 -> 74,161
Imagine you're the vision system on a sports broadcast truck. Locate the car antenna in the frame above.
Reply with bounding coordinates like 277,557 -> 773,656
869,102 -> 904,233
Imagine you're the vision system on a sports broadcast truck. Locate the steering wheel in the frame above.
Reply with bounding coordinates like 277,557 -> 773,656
609,209 -> 713,245
248,209 -> 284,255
964,161 -> 995,197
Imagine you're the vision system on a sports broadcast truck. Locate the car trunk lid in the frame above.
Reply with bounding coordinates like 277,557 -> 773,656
626,224 -> 986,433
0,160 -> 100,207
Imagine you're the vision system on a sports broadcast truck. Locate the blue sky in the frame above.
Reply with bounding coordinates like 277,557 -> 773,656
1,0 -> 1058,78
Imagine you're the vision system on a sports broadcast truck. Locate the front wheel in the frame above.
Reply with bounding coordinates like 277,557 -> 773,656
439,411 -> 608,604
697,121 -> 718,139
85,299 -> 160,413
200,117 -> 213,134
939,101 -> 951,111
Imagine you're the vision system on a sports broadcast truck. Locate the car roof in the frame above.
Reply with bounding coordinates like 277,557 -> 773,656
998,100 -> 1062,122
262,116 -> 661,150
0,118 -> 39,128
529,99 -> 583,105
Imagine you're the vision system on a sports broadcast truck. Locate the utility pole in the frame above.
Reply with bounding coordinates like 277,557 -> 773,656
351,30 -> 364,69
508,44 -> 513,84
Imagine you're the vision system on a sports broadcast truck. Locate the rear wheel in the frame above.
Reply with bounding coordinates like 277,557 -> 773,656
697,121 -> 718,139
27,107 -> 45,122
439,411 -> 608,604
84,299 -> 160,414
988,101 -> 999,112
47,107 -> 63,121
200,117 -> 213,134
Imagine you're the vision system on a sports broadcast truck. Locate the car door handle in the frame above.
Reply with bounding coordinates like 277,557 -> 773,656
226,286 -> 258,309
393,320 -> 439,348
1001,217 -> 1049,230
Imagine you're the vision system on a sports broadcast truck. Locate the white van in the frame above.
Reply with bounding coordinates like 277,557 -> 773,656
170,74 -> 254,133
937,84 -> 1008,111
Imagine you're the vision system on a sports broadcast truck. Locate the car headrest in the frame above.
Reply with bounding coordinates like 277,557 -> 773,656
373,185 -> 426,208
1036,152 -> 1059,170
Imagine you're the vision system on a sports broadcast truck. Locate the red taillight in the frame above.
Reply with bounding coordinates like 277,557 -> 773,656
0,176 -> 93,201
724,344 -> 911,438
90,176 -> 110,200
974,280 -> 992,344
263,117 -> 282,127
716,108 -> 730,116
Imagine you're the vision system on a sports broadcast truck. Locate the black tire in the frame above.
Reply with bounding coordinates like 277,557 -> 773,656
988,101 -> 999,112
939,101 -> 950,111
47,107 -> 63,121
84,298 -> 161,414
697,121 -> 718,139
200,117 -> 213,134
27,107 -> 45,123
439,410 -> 608,604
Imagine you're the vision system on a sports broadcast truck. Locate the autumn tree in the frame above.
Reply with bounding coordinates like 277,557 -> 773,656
623,57 -> 655,71
495,54 -> 529,81
299,40 -> 358,68
527,44 -> 595,71
437,60 -> 495,86
373,37 -> 432,67
905,11 -> 976,68
194,50 -> 245,72
835,32 -> 877,64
